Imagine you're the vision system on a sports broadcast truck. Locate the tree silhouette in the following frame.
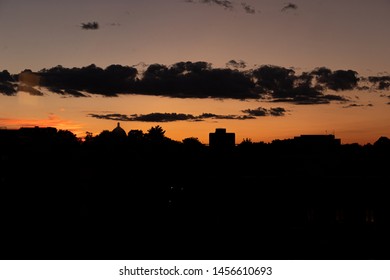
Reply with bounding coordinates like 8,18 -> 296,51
55,129 -> 80,147
146,125 -> 166,143
128,129 -> 144,142
182,137 -> 205,155
85,131 -> 93,142
239,138 -> 253,145
182,137 -> 203,146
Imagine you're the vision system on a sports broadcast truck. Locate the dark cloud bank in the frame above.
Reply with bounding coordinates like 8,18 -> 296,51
1,62 -> 389,107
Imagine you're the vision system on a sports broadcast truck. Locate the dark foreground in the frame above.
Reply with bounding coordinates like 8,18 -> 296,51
1,130 -> 390,260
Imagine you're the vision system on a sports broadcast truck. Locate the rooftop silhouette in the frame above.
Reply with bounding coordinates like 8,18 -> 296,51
112,122 -> 127,137
209,128 -> 235,151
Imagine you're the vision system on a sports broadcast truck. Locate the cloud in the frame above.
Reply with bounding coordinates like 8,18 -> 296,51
16,69 -> 44,96
241,2 -> 256,14
269,107 -> 286,116
7,62 -> 387,105
342,103 -> 373,108
252,65 -> 296,96
0,82 -> 16,96
185,0 -> 233,10
17,62 -> 257,99
202,0 -> 234,9
17,85 -> 44,96
37,64 -> 138,96
281,2 -> 298,12
200,113 -> 255,120
0,70 -> 16,95
311,67 -> 359,91
342,103 -> 365,108
368,75 -> 390,90
88,106 -> 289,123
241,107 -> 268,117
0,70 -> 14,82
241,107 -> 286,116
81,22 -> 99,30
272,94 -> 348,105
186,0 -> 260,14
49,88 -> 89,98
137,61 -> 256,99
88,113 -> 135,122
132,113 -> 198,122
88,112 -> 256,122
251,65 -> 348,104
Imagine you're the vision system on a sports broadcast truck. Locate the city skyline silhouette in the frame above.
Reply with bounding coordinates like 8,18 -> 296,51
1,123 -> 390,260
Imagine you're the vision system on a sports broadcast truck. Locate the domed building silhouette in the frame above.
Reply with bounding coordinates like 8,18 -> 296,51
112,122 -> 127,138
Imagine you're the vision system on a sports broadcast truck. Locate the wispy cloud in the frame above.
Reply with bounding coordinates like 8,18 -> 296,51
342,103 -> 365,108
201,0 -> 234,9
88,106 -> 286,123
88,112 -> 256,122
81,21 -> 99,30
108,23 -> 121,27
241,2 -> 256,14
281,2 -> 298,12
185,0 -> 233,10
49,88 -> 89,98
342,103 -> 374,108
17,85 -> 44,96
242,107 -> 286,116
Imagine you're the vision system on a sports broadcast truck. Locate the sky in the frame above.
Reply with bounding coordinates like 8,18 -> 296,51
1,0 -> 390,144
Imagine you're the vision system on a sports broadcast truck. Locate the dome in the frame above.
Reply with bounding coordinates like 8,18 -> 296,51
112,122 -> 126,137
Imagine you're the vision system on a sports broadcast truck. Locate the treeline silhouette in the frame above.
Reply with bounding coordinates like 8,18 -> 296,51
1,125 -> 390,259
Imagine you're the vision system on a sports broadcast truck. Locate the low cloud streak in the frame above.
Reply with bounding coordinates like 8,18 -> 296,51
241,2 -> 256,14
185,0 -> 233,9
88,106 -> 285,123
281,3 -> 298,12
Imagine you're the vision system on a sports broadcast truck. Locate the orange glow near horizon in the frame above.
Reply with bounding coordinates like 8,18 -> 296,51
1,89 -> 390,145
0,114 -> 85,137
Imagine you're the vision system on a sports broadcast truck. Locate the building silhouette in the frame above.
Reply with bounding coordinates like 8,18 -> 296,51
0,126 -> 57,147
112,122 -> 127,138
209,128 -> 235,150
293,134 -> 341,151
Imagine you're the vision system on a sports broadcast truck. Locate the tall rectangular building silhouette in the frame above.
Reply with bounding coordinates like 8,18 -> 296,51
209,128 -> 235,150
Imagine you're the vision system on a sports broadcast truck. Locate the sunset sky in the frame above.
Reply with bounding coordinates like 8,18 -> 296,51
1,0 -> 390,144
